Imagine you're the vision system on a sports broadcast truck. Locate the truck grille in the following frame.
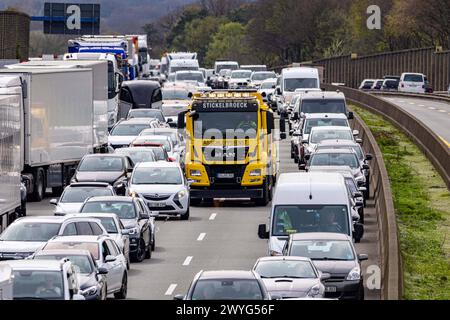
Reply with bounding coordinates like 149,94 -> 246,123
202,146 -> 249,162
204,165 -> 247,186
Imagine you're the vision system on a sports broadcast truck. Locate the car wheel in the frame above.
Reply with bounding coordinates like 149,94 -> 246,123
145,239 -> 152,259
151,234 -> 156,251
100,285 -> 107,300
131,238 -> 145,262
190,198 -> 201,206
114,273 -> 127,299
30,168 -> 45,202
255,179 -> 270,206
357,284 -> 365,300
180,208 -> 190,220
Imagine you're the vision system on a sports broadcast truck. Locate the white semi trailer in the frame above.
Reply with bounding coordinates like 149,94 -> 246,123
0,68 -> 96,201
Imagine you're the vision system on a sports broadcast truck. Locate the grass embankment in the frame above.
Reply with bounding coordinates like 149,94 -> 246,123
351,106 -> 450,300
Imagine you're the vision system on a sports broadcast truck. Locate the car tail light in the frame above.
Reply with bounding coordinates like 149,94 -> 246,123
168,157 -> 176,162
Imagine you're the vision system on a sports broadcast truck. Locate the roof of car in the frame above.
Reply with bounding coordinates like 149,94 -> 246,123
198,270 -> 257,280
300,91 -> 345,100
256,256 -> 312,263
310,126 -> 352,132
85,196 -> 135,203
0,259 -> 67,271
66,212 -> 119,219
135,161 -> 180,169
82,153 -> 126,159
304,113 -> 348,119
317,139 -> 359,147
290,232 -> 351,241
312,148 -> 356,155
34,249 -> 93,257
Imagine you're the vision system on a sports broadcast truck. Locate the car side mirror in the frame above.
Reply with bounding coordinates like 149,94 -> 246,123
167,118 -> 173,123
276,88 -> 282,95
187,179 -> 195,186
304,154 -> 311,161
356,138 -> 363,144
104,255 -> 116,263
320,273 -> 331,281
97,267 -> 108,275
362,164 -> 370,170
353,223 -> 364,241
261,92 -> 267,98
301,138 -> 308,144
358,254 -> 369,261
50,199 -> 58,205
258,224 -> 269,239
365,154 -> 373,161
127,167 -> 134,173
353,192 -> 363,198
352,130 -> 359,136
280,133 -> 287,140
348,112 -> 354,120
173,294 -> 184,300
358,187 -> 367,192
355,200 -> 364,207
140,213 -> 150,220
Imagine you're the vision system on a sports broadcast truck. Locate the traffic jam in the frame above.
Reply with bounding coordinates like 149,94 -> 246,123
0,35 -> 371,301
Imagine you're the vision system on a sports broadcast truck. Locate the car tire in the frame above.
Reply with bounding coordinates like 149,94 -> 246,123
180,208 -> 190,220
114,273 -> 127,299
190,198 -> 201,206
151,234 -> 156,251
131,238 -> 146,263
51,186 -> 64,197
357,284 -> 365,301
255,179 -> 270,206
145,239 -> 152,259
100,285 -> 107,300
30,168 -> 45,202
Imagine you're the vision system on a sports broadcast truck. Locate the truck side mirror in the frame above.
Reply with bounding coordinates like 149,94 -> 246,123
258,224 -> 269,239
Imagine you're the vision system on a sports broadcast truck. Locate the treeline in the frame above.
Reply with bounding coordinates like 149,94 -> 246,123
143,0 -> 450,68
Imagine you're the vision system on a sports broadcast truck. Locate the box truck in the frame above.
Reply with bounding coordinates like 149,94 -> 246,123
0,68 -> 96,201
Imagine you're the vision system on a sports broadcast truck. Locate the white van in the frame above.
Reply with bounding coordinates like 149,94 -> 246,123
398,73 -> 426,93
258,172 -> 363,256
168,59 -> 200,74
277,67 -> 321,114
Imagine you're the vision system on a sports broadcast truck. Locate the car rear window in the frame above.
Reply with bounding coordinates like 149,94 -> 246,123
403,74 -> 423,82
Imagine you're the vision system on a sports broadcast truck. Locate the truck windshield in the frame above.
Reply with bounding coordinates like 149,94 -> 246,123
284,78 -> 318,92
301,100 -> 346,114
272,205 -> 349,237
193,112 -> 258,139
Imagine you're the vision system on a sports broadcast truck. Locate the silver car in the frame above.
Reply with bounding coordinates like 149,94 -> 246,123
253,256 -> 328,299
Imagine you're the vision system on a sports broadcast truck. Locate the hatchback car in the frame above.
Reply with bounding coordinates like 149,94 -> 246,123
41,235 -> 128,299
128,162 -> 190,220
283,233 -> 367,300
108,118 -> 161,149
175,270 -> 271,300
50,182 -> 116,215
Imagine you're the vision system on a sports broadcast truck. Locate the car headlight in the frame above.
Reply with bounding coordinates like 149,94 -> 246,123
190,170 -> 202,177
307,284 -> 321,297
81,286 -> 98,296
177,190 -> 187,199
127,227 -> 139,236
250,169 -> 262,177
346,266 -> 361,281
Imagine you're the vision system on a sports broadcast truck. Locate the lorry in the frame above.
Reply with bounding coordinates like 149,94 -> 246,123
63,53 -> 123,129
127,35 -> 150,77
0,68 -> 97,202
0,91 -> 22,231
178,91 -> 284,206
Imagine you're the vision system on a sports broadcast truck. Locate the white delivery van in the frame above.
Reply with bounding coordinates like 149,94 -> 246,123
398,73 -> 427,93
277,67 -> 321,114
258,172 -> 363,255
0,264 -> 13,300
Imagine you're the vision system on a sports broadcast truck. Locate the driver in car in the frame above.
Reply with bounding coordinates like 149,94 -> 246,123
319,211 -> 343,233
35,275 -> 61,296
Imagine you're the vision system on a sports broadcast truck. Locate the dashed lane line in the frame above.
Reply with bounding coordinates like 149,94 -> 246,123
165,284 -> 177,296
197,233 -> 206,241
209,213 -> 217,220
182,256 -> 193,266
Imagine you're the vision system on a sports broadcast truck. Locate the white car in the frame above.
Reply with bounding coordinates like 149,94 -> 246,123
250,71 -> 277,88
108,118 -> 160,149
228,70 -> 253,89
398,72 -> 427,93
258,79 -> 277,103
358,79 -> 377,90
128,162 -> 190,220
42,235 -> 128,299
50,183 -> 116,216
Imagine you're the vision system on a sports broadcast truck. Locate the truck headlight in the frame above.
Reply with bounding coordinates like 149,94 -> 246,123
346,266 -> 361,281
307,284 -> 321,297
190,170 -> 202,177
250,169 -> 262,177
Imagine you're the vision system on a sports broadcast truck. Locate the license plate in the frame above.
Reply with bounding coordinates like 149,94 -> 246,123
151,202 -> 166,208
217,173 -> 234,179
325,286 -> 337,293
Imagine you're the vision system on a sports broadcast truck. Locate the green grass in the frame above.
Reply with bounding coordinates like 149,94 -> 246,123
351,106 -> 450,300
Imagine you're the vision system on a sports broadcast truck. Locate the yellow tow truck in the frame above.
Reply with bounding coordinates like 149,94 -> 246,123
178,90 -> 286,206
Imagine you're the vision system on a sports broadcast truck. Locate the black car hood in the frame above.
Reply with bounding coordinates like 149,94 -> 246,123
75,171 -> 124,184
312,260 -> 357,274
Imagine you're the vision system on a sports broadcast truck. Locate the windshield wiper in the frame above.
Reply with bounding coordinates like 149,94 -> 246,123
313,257 -> 349,261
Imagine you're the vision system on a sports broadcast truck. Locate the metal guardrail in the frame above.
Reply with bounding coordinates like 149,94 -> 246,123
369,91 -> 450,103
350,111 -> 402,300
323,84 -> 450,190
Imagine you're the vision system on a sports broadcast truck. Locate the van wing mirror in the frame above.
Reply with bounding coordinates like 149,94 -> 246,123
258,224 -> 269,239
348,112 -> 354,120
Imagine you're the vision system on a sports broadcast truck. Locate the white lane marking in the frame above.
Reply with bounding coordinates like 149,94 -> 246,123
399,101 -> 405,103
428,107 -> 436,110
165,284 -> 177,295
419,105 -> 425,107
209,213 -> 217,220
197,233 -> 206,241
439,109 -> 446,113
182,256 -> 193,266
409,102 -> 415,105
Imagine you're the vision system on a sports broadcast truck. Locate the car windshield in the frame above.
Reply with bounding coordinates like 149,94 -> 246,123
284,78 -> 318,92
317,145 -> 364,161
0,222 -> 61,242
304,119 -> 348,134
127,110 -> 164,122
231,71 -> 252,79
170,66 -> 198,73
301,100 -> 346,114
191,279 -> 263,300
132,167 -> 182,185
252,72 -> 276,81
162,89 -> 190,100
134,138 -> 171,152
290,240 -> 355,261
194,112 -> 258,139
60,187 -> 113,203
78,157 -> 124,172
35,254 -> 94,274
80,202 -> 137,220
162,104 -> 188,116
310,130 -> 353,144
176,72 -> 204,82
310,153 -> 359,169
44,242 -> 100,260
261,82 -> 276,89
115,148 -> 155,164
12,270 -> 64,300
272,205 -> 349,236
254,260 -> 316,279
404,74 -> 423,82
110,123 -> 149,136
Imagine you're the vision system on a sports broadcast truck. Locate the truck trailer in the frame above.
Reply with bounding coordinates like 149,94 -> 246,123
0,68 -> 95,201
